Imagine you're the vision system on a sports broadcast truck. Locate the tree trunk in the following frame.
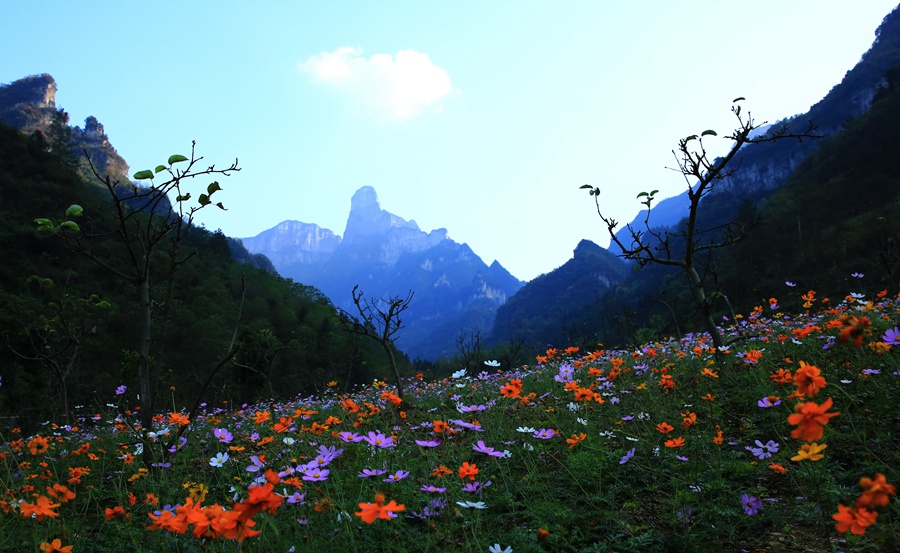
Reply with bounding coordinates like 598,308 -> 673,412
684,264 -> 724,348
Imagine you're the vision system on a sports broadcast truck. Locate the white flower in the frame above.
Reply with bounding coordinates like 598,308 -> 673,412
637,412 -> 650,420
488,544 -> 512,553
484,360 -> 501,367
577,417 -> 588,426
625,436 -> 639,442
516,426 -> 536,434
501,450 -> 512,458
337,511 -> 352,522
840,379 -> 853,384
567,402 -> 580,412
451,369 -> 468,379
456,500 -> 487,509
283,437 -> 296,446
209,452 -> 229,467
522,443 -> 534,451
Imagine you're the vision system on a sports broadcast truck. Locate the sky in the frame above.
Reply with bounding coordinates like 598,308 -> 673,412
2,1 -> 897,282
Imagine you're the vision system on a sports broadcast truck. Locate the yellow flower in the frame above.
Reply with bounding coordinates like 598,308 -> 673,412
791,442 -> 827,462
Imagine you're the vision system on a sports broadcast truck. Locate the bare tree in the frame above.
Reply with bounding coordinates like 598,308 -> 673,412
455,330 -> 482,370
35,143 -> 240,463
582,99 -> 818,348
338,286 -> 414,402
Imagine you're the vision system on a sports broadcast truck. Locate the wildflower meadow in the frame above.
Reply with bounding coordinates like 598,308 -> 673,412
2,284 -> 899,552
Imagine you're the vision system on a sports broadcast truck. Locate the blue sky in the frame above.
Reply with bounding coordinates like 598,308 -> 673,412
2,1 -> 897,281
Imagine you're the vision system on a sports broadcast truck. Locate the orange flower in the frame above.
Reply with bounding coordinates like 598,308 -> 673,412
681,412 -> 697,429
28,436 -> 50,456
252,410 -> 271,425
167,412 -> 190,426
701,393 -> 716,402
790,442 -> 827,462
39,539 -> 73,553
433,420 -> 450,433
856,473 -> 896,510
67,466 -> 90,484
743,349 -> 764,364
656,422 -> 674,434
500,379 -> 522,398
768,464 -> 788,475
234,482 -> 283,521
432,465 -> 452,477
458,461 -> 479,480
770,368 -> 793,384
341,399 -> 360,413
354,493 -> 406,524
147,507 -> 189,534
833,504 -> 877,535
664,437 -> 685,448
573,388 -> 594,402
658,374 -> 675,390
272,416 -> 294,433
105,505 -> 129,520
700,368 -> 718,378
19,495 -> 61,521
787,398 -> 839,442
46,484 -> 75,503
793,361 -> 826,397
836,315 -> 872,347
566,432 -> 587,449
537,528 -> 550,541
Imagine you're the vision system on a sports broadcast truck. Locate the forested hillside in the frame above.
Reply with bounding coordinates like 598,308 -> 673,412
0,123 -> 385,431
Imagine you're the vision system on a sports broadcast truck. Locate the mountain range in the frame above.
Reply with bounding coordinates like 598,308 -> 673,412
241,186 -> 524,360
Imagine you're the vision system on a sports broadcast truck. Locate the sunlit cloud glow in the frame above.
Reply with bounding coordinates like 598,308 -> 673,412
299,47 -> 456,122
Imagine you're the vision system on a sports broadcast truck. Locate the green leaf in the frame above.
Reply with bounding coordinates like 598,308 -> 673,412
60,221 -> 80,232
198,194 -> 211,206
207,181 -> 222,195
650,189 -> 659,195
34,218 -> 53,227
133,169 -> 154,180
685,135 -> 697,141
637,192 -> 648,198
733,96 -> 745,103
175,193 -> 191,202
65,204 -> 83,218
154,165 -> 167,174
701,130 -> 717,137
168,154 -> 188,165
579,184 -> 594,189
216,202 -> 227,210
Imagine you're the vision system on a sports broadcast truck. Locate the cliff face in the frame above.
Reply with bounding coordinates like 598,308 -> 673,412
241,186 -> 524,360
0,74 -> 130,181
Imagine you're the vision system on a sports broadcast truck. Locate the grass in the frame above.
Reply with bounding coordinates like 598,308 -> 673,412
2,286 -> 899,552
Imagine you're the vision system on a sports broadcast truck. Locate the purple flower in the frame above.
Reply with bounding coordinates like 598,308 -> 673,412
245,455 -> 266,473
533,428 -> 556,440
621,415 -> 635,421
212,428 -> 233,444
785,281 -> 796,287
882,327 -> 900,345
757,396 -> 781,408
457,403 -> 488,413
676,506 -> 693,526
315,445 -> 343,460
420,485 -> 446,493
115,385 -> 127,395
358,468 -> 388,478
338,431 -> 363,443
450,419 -> 484,432
619,448 -> 635,465
742,494 -> 763,515
851,272 -> 864,278
862,368 -> 881,376
746,440 -> 779,460
361,431 -> 395,448
675,455 -> 689,462
302,467 -> 330,482
383,470 -> 409,483
415,439 -> 442,448
285,491 -> 306,505
472,440 -> 504,457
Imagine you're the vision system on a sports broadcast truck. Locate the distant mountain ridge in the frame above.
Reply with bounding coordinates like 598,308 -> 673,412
241,186 -> 524,360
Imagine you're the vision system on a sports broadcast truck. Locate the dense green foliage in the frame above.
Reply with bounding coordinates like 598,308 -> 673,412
0,123 -> 386,432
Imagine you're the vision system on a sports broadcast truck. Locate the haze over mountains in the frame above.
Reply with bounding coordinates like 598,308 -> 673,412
241,186 -> 524,360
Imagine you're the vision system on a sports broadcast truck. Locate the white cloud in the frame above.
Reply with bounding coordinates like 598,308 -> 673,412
299,47 -> 456,122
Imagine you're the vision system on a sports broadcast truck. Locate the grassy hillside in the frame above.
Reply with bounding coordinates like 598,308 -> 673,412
1,285 -> 897,551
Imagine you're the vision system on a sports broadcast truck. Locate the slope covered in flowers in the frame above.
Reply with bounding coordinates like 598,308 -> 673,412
2,285 -> 899,552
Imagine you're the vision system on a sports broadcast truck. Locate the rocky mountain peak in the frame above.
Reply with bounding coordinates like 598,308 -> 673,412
345,185 -> 423,243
